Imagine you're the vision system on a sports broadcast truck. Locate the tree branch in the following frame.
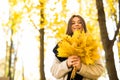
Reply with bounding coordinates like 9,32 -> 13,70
112,22 -> 120,43
96,0 -> 110,47
112,0 -> 120,44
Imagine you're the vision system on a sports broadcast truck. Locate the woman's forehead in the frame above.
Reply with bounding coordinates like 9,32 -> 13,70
72,17 -> 81,21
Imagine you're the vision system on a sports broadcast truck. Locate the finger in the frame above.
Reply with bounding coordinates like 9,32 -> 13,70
70,55 -> 78,59
72,58 -> 80,62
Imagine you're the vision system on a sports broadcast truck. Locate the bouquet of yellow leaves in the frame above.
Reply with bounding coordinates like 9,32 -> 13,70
57,31 -> 100,79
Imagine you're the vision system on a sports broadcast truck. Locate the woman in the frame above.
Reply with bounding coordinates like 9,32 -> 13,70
51,15 -> 104,80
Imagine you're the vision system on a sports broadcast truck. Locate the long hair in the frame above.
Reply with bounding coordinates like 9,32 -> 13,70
66,15 -> 87,36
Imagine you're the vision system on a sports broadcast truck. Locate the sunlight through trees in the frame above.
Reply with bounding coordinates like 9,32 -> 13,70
0,0 -> 119,80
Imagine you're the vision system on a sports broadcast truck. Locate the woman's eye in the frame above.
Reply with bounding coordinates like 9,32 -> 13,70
72,22 -> 75,24
78,21 -> 82,24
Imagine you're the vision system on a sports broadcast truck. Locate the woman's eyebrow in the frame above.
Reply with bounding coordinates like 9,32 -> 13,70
71,21 -> 75,23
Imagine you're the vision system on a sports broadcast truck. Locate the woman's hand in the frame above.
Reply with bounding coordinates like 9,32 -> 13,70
72,56 -> 81,71
67,55 -> 81,71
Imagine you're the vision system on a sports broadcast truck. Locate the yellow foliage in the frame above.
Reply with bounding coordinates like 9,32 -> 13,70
117,42 -> 120,58
61,0 -> 67,7
39,0 -> 46,3
86,23 -> 102,50
105,0 -> 116,17
9,0 -> 17,6
57,31 -> 100,65
56,27 -> 65,38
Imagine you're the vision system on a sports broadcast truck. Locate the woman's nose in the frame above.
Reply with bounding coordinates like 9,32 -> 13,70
75,23 -> 79,26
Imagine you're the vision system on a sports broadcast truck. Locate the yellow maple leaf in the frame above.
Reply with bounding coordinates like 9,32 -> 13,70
57,30 -> 100,65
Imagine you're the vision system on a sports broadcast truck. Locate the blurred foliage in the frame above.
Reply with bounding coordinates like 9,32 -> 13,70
0,0 -> 119,80
117,42 -> 120,58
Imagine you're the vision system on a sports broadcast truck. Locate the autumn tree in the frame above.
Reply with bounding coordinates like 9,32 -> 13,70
6,1 -> 23,80
4,0 -> 40,80
96,0 -> 120,80
40,0 -> 46,79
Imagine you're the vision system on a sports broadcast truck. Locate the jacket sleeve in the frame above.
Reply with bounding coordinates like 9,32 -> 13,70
77,59 -> 105,79
50,56 -> 72,79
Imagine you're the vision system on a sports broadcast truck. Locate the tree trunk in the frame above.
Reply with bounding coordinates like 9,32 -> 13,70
119,0 -> 120,22
39,28 -> 45,80
96,0 -> 119,80
40,1 -> 46,80
8,30 -> 14,80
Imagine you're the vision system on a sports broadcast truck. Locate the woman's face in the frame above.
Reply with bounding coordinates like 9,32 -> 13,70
71,17 -> 83,32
